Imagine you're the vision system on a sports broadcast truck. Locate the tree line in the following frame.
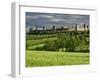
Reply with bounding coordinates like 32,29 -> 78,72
31,31 -> 89,52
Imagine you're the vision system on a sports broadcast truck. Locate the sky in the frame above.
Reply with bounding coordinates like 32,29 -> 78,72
26,12 -> 89,28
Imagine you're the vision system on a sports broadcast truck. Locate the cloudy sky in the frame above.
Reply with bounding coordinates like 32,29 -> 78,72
26,12 -> 89,28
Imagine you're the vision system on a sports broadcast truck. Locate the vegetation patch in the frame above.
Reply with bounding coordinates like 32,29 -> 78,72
26,50 -> 89,67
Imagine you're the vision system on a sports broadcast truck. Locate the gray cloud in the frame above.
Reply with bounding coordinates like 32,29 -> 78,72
26,12 -> 89,28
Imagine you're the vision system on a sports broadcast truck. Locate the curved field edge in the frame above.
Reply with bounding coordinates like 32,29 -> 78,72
26,50 -> 90,67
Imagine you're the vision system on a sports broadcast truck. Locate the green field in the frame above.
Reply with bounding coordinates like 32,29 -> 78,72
26,32 -> 89,67
26,50 -> 89,67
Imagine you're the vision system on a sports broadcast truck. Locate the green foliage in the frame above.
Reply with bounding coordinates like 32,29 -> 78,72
26,37 -> 57,48
26,31 -> 90,67
26,34 -> 57,40
26,51 -> 89,67
26,31 -> 89,52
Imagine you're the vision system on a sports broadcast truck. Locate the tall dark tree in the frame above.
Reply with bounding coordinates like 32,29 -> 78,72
52,25 -> 56,32
29,28 -> 33,34
43,26 -> 45,31
83,24 -> 86,31
87,24 -> 89,31
75,24 -> 77,31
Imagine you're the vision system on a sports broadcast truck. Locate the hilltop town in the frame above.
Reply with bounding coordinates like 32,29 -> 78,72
26,24 -> 89,34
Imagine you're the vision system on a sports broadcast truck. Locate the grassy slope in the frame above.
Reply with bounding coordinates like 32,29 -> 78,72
26,50 -> 90,67
26,37 -> 57,46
